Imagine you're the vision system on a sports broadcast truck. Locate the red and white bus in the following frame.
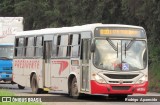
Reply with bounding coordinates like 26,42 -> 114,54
12,23 -> 148,99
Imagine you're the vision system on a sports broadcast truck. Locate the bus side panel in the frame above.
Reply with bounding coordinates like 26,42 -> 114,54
38,59 -> 44,88
23,59 -> 44,88
23,59 -> 31,87
13,59 -> 44,88
13,59 -> 25,86
50,59 -> 70,92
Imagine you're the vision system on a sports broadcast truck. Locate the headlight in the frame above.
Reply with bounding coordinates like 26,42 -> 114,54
93,74 -> 106,84
136,75 -> 147,84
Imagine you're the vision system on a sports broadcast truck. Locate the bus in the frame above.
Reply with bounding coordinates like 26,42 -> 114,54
12,23 -> 148,99
0,17 -> 23,86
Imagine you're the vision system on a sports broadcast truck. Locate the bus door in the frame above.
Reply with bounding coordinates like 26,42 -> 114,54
43,39 -> 52,87
81,39 -> 91,91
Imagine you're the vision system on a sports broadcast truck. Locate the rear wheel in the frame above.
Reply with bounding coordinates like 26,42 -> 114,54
31,74 -> 43,94
70,77 -> 80,98
18,84 -> 25,89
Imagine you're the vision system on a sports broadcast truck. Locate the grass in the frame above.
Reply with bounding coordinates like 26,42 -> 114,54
0,89 -> 42,105
0,90 -> 14,96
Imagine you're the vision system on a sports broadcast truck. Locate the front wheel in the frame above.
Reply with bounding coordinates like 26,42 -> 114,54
31,74 -> 43,94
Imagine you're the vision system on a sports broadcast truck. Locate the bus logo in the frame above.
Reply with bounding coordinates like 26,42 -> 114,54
119,80 -> 123,84
52,61 -> 68,75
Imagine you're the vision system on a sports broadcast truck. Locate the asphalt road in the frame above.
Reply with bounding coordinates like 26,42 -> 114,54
0,83 -> 160,105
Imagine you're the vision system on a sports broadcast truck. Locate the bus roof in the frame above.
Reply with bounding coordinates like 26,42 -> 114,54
15,23 -> 145,36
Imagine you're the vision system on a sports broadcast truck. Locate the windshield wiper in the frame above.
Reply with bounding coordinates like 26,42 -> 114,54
126,38 -> 135,50
106,38 -> 118,58
106,38 -> 118,51
124,38 -> 136,58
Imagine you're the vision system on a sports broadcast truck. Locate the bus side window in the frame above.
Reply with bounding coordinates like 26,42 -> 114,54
35,36 -> 43,57
57,35 -> 61,57
67,35 -> 73,57
52,35 -> 57,57
17,38 -> 25,57
58,35 -> 68,58
26,37 -> 35,57
71,34 -> 81,58
15,38 -> 19,47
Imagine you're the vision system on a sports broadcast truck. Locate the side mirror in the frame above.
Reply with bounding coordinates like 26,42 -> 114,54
90,40 -> 95,52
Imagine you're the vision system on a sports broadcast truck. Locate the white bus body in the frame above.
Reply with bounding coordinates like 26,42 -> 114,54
12,23 -> 148,98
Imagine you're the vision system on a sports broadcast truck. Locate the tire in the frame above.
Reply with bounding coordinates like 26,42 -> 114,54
31,74 -> 42,94
18,84 -> 25,89
70,77 -> 80,98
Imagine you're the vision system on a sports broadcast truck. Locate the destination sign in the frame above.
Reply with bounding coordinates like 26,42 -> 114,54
95,27 -> 146,38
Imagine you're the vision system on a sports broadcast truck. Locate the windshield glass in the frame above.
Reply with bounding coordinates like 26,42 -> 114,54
0,46 -> 13,59
93,39 -> 147,71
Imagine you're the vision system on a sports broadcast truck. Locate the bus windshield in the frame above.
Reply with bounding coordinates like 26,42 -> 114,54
93,39 -> 147,71
0,46 -> 13,59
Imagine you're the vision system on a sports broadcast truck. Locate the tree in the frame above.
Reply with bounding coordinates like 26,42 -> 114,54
0,0 -> 15,16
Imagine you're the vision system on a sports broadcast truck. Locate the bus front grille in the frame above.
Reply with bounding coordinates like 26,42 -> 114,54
109,81 -> 132,84
112,86 -> 131,90
104,74 -> 139,79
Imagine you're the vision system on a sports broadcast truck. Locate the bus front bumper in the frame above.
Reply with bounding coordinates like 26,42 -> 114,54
91,80 -> 148,95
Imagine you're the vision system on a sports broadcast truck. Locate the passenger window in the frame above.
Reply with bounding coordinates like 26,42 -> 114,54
52,36 -> 57,57
71,34 -> 81,58
35,36 -> 43,57
58,35 -> 68,57
57,35 -> 61,57
15,37 -> 25,57
72,34 -> 79,45
67,35 -> 73,57
36,36 -> 43,46
26,37 -> 35,57
18,38 -> 24,46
